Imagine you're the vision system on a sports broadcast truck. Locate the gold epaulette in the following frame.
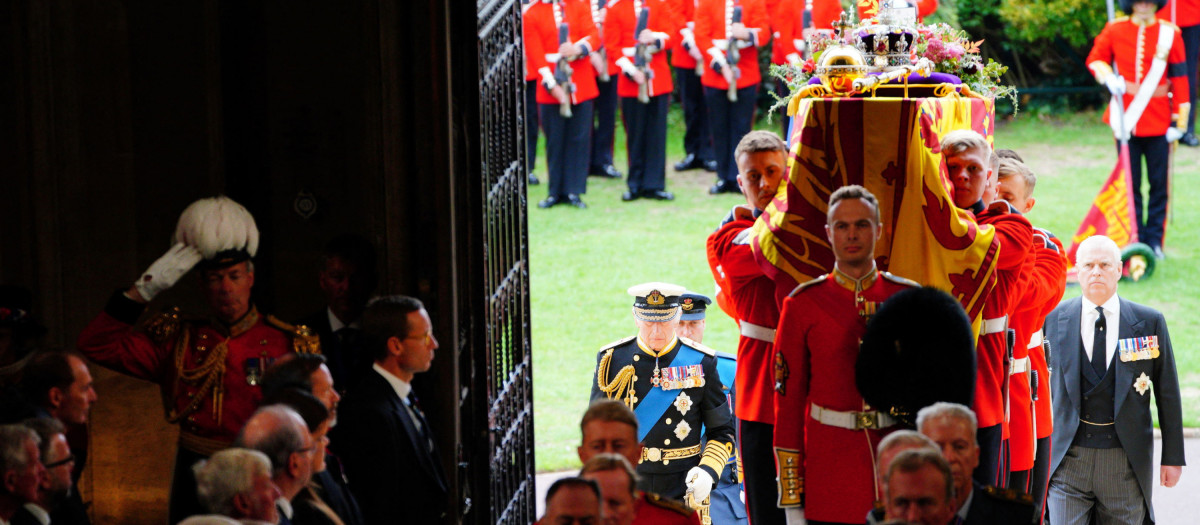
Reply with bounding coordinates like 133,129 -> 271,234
787,274 -> 827,297
265,315 -> 322,354
677,336 -> 716,357
1112,15 -> 1129,24
983,485 -> 1035,505
600,335 -> 636,353
143,306 -> 183,345
880,271 -> 920,288
643,492 -> 694,517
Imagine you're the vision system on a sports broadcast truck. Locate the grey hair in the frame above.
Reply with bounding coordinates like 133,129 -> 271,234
0,424 -> 40,476
1076,235 -> 1121,266
193,448 -> 273,516
916,402 -> 979,438
234,405 -> 308,476
876,429 -> 937,459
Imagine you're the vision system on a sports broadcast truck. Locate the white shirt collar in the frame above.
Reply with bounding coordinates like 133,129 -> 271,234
1081,294 -> 1121,364
326,308 -> 360,333
1082,294 -> 1121,317
373,363 -> 412,401
956,485 -> 974,520
276,496 -> 293,520
23,503 -> 50,525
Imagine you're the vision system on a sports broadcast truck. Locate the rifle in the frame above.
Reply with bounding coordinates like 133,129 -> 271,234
633,6 -> 654,103
594,0 -> 610,82
555,23 -> 576,118
725,6 -> 742,102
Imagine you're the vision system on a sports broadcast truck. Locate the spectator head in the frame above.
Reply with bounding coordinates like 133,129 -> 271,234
942,129 -> 992,208
578,400 -> 641,467
23,417 -> 72,510
541,477 -> 602,525
0,424 -> 45,507
262,353 -> 340,424
916,402 -> 978,508
579,454 -> 637,525
234,405 -> 314,501
318,234 -> 378,324
1075,235 -> 1122,306
875,430 -> 938,492
260,388 -> 331,474
996,157 -> 1037,214
361,296 -> 437,382
826,185 -> 882,270
19,351 -> 97,425
734,130 -> 789,212
883,448 -> 956,525
193,448 -> 280,522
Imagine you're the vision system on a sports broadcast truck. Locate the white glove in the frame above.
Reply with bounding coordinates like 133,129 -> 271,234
133,242 -> 203,301
1104,74 -> 1126,96
784,507 -> 807,525
1166,126 -> 1185,142
685,467 -> 714,504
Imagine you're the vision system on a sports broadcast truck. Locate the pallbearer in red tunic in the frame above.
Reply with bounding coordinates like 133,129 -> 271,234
942,131 -> 1033,489
694,0 -> 769,195
524,0 -> 601,209
76,196 -> 320,523
1087,0 -> 1190,255
773,185 -> 918,524
706,130 -> 787,525
994,154 -> 1068,521
606,0 -> 681,201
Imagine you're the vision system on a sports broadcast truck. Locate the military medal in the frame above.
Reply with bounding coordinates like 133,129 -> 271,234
651,359 -> 662,387
245,357 -> 262,386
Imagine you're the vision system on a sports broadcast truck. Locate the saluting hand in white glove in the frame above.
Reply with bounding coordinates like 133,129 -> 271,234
129,242 -> 203,302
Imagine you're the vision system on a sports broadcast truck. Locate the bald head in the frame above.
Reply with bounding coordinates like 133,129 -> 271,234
234,405 -> 313,500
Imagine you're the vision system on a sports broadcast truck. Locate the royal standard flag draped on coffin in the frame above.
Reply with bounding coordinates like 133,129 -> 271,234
751,96 -> 1000,329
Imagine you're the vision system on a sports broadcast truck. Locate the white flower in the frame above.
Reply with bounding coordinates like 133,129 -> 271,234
1134,372 -> 1152,396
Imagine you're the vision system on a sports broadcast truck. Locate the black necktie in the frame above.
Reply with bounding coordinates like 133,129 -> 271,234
1091,305 -> 1107,376
407,392 -> 433,451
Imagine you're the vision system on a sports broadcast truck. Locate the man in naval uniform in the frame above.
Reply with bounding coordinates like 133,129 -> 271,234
77,196 -> 320,523
591,282 -> 735,504
772,185 -> 919,525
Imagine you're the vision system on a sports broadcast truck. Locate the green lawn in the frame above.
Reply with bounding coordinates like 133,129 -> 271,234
528,106 -> 1200,473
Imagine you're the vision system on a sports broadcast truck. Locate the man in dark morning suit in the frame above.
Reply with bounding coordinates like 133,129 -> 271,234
1044,234 -> 1185,524
298,234 -> 377,395
334,295 -> 448,524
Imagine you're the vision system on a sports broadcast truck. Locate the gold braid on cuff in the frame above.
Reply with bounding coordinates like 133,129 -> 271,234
775,448 -> 804,507
699,440 -> 733,473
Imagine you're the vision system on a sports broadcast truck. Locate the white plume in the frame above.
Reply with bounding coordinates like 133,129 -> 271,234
172,196 -> 260,259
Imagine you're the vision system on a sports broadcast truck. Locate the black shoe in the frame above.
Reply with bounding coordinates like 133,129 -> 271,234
590,164 -> 623,178
674,153 -> 702,171
708,181 -> 738,195
566,194 -> 587,209
622,190 -> 640,202
1183,133 -> 1200,147
538,195 -> 563,208
1153,245 -> 1165,259
528,173 -> 541,185
702,159 -> 719,172
642,189 -> 675,201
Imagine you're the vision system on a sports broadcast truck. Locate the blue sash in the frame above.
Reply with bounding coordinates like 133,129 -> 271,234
634,344 -> 706,442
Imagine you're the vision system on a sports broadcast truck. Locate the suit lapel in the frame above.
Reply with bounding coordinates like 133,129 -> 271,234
1113,298 -> 1143,416
1058,298 -> 1082,410
387,385 -> 446,489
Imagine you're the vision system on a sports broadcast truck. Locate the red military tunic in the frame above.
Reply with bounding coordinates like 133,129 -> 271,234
971,203 -> 1032,434
524,0 -> 601,106
857,0 -> 937,22
772,267 -> 917,523
632,491 -> 702,524
1159,0 -> 1200,27
769,0 -> 841,66
669,0 -> 700,70
694,0 -> 769,90
1087,16 -> 1189,137
605,0 -> 680,98
1005,228 -> 1067,472
78,292 -> 319,454
707,215 -> 778,424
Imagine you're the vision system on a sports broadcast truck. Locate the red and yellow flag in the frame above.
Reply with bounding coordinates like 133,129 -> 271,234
1066,143 -> 1138,265
751,96 -> 1000,324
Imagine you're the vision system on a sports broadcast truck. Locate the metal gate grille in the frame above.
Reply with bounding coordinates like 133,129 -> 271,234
475,0 -> 534,522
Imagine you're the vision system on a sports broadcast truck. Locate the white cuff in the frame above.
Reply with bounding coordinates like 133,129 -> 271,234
538,67 -> 557,90
616,56 -> 638,76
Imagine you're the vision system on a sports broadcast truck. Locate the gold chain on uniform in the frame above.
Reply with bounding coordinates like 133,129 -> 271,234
166,309 -> 259,426
596,349 -> 638,407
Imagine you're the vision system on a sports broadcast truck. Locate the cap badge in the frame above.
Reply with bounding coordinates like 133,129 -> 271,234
647,291 -> 665,305
681,299 -> 694,311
